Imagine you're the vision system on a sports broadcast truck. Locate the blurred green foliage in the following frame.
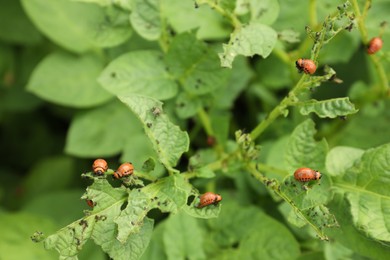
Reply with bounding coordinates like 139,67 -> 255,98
0,0 -> 389,259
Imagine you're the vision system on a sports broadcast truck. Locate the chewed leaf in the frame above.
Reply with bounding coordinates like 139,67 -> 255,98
219,23 -> 277,68
280,175 -> 337,240
183,203 -> 221,219
299,98 -> 358,118
115,175 -> 189,243
142,175 -> 188,213
118,95 -> 189,170
45,179 -> 129,258
284,119 -> 328,173
115,189 -> 153,244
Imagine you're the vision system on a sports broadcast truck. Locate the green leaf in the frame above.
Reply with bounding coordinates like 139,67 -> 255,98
115,189 -> 153,244
21,0 -> 132,53
142,175 -> 188,213
22,190 -> 87,227
183,201 -> 221,219
114,175 -> 188,243
175,92 -> 202,119
213,56 -> 253,109
327,193 -> 390,260
114,175 -> 189,243
336,143 -> 390,242
22,156 -> 76,199
99,50 -> 178,100
0,0 -> 42,45
162,0 -> 230,39
140,221 -> 167,260
280,173 -> 338,240
118,95 -> 189,170
27,52 -> 112,108
166,33 -> 230,95
208,201 -> 300,259
299,98 -> 358,118
325,146 -> 364,177
163,212 -> 206,260
45,179 -> 154,259
320,31 -> 360,64
248,0 -> 280,25
130,0 -> 161,40
219,22 -> 277,68
71,0 -> 132,10
95,218 -> 154,260
65,101 -> 140,157
330,100 -> 390,149
0,212 -> 58,260
284,119 -> 328,173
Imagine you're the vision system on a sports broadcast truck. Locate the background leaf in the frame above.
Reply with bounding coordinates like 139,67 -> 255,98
27,52 -> 112,108
0,212 -> 58,260
99,50 -> 178,100
166,33 -> 230,95
130,0 -> 161,40
0,0 -> 42,45
335,143 -> 390,242
65,101 -> 140,157
163,212 -> 206,260
22,0 -> 132,53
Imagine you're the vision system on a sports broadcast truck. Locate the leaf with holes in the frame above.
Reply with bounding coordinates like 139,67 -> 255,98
299,98 -> 358,118
219,22 -> 277,68
118,95 -> 189,170
44,179 -> 128,258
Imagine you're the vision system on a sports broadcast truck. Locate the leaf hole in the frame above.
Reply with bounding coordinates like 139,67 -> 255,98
120,201 -> 128,211
187,195 -> 196,206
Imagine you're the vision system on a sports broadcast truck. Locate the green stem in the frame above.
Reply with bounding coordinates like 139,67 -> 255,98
309,0 -> 317,27
197,108 -> 214,136
351,0 -> 368,42
250,75 -> 307,140
202,0 -> 241,28
351,0 -> 388,95
369,55 -> 390,95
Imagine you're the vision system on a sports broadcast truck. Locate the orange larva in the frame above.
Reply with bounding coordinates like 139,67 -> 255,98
367,37 -> 383,55
196,192 -> 222,208
294,168 -> 321,182
113,162 -> 134,179
296,58 -> 317,75
86,199 -> 95,208
92,159 -> 108,175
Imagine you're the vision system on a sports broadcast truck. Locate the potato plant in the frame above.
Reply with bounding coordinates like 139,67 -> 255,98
0,0 -> 389,259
